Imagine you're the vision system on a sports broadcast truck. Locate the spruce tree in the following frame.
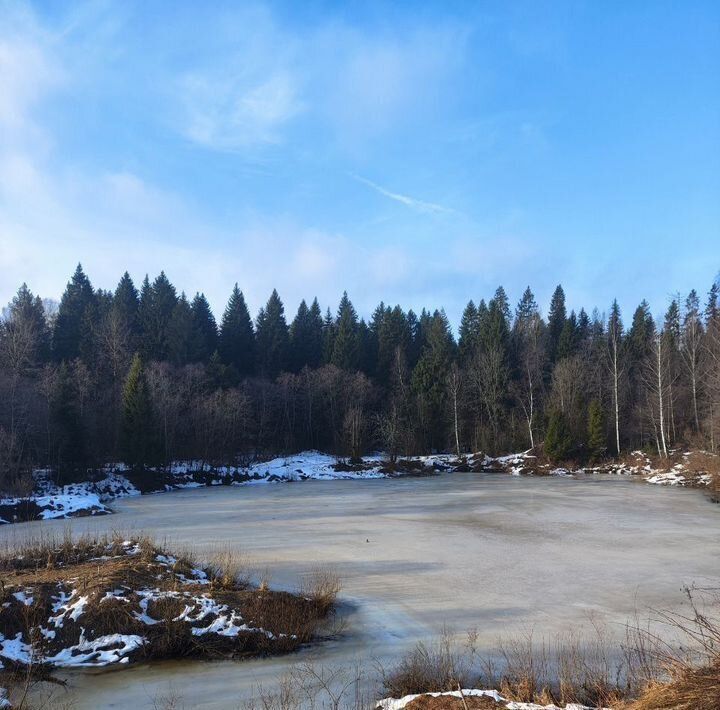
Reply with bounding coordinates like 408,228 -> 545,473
218,284 -> 255,376
515,286 -> 538,323
357,319 -> 374,375
556,310 -> 579,360
255,289 -> 289,378
627,300 -> 655,377
411,310 -> 456,450
544,408 -> 572,461
289,298 -> 325,372
577,308 -> 590,347
492,286 -> 511,325
377,305 -> 411,383
113,272 -> 140,339
139,272 -> 178,361
51,362 -> 85,474
307,298 -> 324,368
587,399 -> 606,461
482,290 -> 511,353
322,308 -> 336,365
331,292 -> 360,370
52,264 -> 96,361
705,281 -> 719,326
120,354 -> 156,468
137,275 -> 152,357
547,285 -> 567,363
167,293 -> 196,365
5,284 -> 51,366
406,309 -> 421,368
458,300 -> 480,364
289,300 -> 313,372
191,293 -> 217,362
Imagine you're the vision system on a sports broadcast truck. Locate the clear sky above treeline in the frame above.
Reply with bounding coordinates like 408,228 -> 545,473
1,0 -> 718,326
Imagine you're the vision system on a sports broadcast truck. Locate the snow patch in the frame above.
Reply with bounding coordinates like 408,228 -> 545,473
376,689 -> 608,710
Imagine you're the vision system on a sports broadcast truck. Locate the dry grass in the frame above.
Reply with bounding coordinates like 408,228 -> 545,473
206,544 -> 253,590
621,585 -> 720,710
0,531 -> 340,684
300,567 -> 342,617
382,586 -> 720,709
381,629 -> 477,698
381,613 -> 699,709
242,661 -> 372,710
623,659 -> 720,709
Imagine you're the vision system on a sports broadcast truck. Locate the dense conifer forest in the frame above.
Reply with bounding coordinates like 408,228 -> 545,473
1,264 -> 719,490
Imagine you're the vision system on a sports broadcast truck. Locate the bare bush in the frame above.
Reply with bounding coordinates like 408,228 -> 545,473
207,545 -> 251,590
300,567 -> 342,616
381,629 -> 474,698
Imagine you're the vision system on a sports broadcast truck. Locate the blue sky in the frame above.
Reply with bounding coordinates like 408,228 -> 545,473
1,0 -> 718,326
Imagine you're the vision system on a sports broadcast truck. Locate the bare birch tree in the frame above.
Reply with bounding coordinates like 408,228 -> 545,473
446,362 -> 462,457
607,301 -> 624,455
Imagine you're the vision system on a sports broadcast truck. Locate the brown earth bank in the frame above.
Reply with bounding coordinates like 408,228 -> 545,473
3,448 -> 718,527
0,533 -> 338,695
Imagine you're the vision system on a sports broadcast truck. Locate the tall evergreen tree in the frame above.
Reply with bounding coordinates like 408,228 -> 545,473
458,300 -> 480,364
627,300 -> 656,372
167,293 -> 197,365
290,297 -> 327,372
587,399 -> 606,461
577,308 -> 590,348
3,283 -> 51,366
191,293 -> 217,362
289,299 -> 311,373
482,290 -> 511,353
307,298 -> 324,368
52,264 -> 96,361
706,281 -> 719,326
255,289 -> 289,378
51,362 -> 85,473
139,272 -> 178,361
547,285 -> 567,363
357,319 -> 374,375
556,310 -> 579,360
412,310 -> 456,450
492,286 -> 512,326
377,305 -> 411,383
515,287 -> 538,324
406,309 -> 422,368
113,272 -> 139,339
120,354 -> 156,468
322,307 -> 336,365
331,292 -> 359,370
218,285 -> 255,376
544,408 -> 572,461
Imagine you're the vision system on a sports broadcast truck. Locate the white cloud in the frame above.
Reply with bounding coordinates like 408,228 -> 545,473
179,71 -> 302,150
0,2 -> 535,327
169,7 -> 467,153
0,9 -> 64,154
351,174 -> 455,214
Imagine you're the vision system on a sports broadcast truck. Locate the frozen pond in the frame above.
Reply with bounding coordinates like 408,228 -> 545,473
3,472 -> 718,708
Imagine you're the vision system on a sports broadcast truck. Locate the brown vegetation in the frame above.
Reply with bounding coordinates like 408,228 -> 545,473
0,532 -> 339,686
382,587 -> 720,709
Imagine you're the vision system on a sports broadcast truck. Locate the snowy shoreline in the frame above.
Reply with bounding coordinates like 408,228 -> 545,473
376,688 -> 610,709
1,450 -> 716,525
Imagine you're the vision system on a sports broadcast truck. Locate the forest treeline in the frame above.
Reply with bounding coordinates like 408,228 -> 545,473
1,264 -> 719,491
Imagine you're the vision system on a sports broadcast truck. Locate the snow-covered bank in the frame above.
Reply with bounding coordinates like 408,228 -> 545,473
376,688 -> 609,709
0,452 -> 459,525
1,449 -> 716,526
0,535 -> 332,675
